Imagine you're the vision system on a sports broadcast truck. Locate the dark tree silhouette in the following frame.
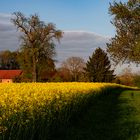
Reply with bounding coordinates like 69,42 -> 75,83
0,50 -> 20,70
85,47 -> 115,82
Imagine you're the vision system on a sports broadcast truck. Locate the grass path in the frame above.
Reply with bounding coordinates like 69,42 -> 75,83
53,89 -> 140,140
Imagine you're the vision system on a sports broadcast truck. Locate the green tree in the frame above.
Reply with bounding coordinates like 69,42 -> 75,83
11,12 -> 63,82
107,0 -> 140,64
0,50 -> 20,70
85,48 -> 115,82
133,74 -> 140,87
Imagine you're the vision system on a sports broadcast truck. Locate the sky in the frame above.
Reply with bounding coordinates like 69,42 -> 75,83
0,0 -> 127,37
0,0 -> 136,73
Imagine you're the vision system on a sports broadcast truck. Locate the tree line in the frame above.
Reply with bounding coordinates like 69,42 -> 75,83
0,47 -> 115,82
0,0 -> 139,83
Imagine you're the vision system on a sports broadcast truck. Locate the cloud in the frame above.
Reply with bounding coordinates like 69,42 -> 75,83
0,13 -> 19,51
55,31 -> 110,65
1,13 -> 138,74
0,13 -> 110,62
0,13 -> 12,23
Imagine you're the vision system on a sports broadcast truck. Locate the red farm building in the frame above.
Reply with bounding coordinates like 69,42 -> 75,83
0,70 -> 22,83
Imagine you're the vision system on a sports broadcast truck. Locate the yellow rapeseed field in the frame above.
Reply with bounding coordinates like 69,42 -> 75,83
0,82 -> 133,140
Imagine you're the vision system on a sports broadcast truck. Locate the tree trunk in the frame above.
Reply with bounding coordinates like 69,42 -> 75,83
32,54 -> 37,82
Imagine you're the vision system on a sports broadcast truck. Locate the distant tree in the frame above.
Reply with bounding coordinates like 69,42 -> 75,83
11,12 -> 63,82
61,57 -> 86,81
133,73 -> 140,87
85,47 -> 115,82
0,50 -> 20,70
56,68 -> 68,82
55,67 -> 71,82
117,68 -> 135,86
107,0 -> 140,64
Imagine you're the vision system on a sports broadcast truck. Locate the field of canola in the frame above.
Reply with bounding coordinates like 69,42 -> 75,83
0,83 -> 133,140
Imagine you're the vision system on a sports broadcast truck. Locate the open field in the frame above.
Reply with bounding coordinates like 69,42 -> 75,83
0,83 -> 137,140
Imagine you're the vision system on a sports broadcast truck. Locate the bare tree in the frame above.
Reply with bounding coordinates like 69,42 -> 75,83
61,56 -> 86,81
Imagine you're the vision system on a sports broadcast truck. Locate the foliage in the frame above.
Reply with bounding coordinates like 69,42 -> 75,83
13,75 -> 22,83
114,68 -> 140,87
55,67 -> 72,82
11,12 -> 63,82
85,47 -> 115,82
0,83 -> 131,140
133,73 -> 140,87
107,0 -> 140,64
0,50 -> 20,70
116,68 -> 135,86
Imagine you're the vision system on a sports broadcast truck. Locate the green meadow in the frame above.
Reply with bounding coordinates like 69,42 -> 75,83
55,89 -> 140,140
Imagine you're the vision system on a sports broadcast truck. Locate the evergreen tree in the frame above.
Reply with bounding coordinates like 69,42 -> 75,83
85,47 -> 115,82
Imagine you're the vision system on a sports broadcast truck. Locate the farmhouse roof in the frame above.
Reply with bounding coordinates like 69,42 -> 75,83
0,70 -> 22,79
